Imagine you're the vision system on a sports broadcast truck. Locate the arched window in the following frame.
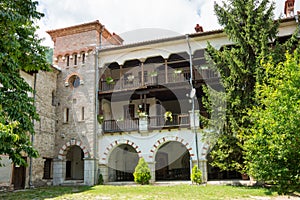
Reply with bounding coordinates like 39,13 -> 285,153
64,108 -> 69,123
74,54 -> 77,66
81,52 -> 85,64
69,75 -> 80,88
66,55 -> 70,66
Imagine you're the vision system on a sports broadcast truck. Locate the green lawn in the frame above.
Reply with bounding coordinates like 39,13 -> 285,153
0,184 -> 277,200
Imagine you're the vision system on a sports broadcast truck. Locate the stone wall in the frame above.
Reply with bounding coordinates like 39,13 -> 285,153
0,155 -> 13,190
30,69 -> 59,187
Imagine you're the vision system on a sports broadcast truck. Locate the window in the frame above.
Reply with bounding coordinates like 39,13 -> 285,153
81,107 -> 85,121
82,53 -> 85,64
66,55 -> 70,67
138,71 -> 148,84
43,158 -> 52,179
74,54 -> 77,66
64,108 -> 69,123
51,91 -> 56,106
123,104 -> 134,119
69,75 -> 80,88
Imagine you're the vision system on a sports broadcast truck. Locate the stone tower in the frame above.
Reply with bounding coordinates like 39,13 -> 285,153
47,20 -> 122,186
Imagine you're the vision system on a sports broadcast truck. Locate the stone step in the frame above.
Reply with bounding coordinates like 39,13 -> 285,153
61,180 -> 85,186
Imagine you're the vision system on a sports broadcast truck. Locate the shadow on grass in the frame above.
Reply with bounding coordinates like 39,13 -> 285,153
225,183 -> 274,195
0,186 -> 93,200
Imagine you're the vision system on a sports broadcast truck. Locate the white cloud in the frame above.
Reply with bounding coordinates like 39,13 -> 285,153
36,0 -> 300,47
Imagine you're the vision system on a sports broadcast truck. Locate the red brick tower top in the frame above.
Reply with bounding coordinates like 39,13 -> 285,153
47,20 -> 123,57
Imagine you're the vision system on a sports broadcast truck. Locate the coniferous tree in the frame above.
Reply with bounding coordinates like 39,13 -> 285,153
133,158 -> 151,185
0,0 -> 49,166
205,0 -> 296,172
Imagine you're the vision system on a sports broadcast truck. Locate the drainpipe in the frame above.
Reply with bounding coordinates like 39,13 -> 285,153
28,72 -> 37,188
94,25 -> 105,184
186,34 -> 200,169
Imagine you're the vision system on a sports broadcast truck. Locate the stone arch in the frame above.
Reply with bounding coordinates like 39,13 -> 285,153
201,142 -> 210,160
58,139 -> 90,160
149,136 -> 194,162
64,72 -> 84,87
65,72 -> 84,83
101,139 -> 141,162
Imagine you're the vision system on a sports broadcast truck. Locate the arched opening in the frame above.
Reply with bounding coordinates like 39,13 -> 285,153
108,144 -> 139,182
65,145 -> 84,180
155,141 -> 190,181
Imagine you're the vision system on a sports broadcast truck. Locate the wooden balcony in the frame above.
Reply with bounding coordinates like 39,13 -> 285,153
100,68 -> 218,93
102,114 -> 190,133
100,72 -> 190,92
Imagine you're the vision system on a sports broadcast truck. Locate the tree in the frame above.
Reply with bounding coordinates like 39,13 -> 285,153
245,50 -> 300,194
133,158 -> 151,185
0,0 -> 49,166
205,0 -> 296,173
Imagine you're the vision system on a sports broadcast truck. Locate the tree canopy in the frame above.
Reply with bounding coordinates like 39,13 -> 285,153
245,50 -> 300,194
205,0 -> 296,173
0,0 -> 49,166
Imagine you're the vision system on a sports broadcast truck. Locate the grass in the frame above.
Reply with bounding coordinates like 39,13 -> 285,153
0,184 -> 277,200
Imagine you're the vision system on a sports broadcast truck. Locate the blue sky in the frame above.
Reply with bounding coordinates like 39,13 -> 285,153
36,0 -> 300,47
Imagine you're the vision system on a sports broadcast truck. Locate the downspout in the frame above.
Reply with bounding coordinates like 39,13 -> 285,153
94,25 -> 105,184
28,72 -> 37,188
186,34 -> 200,169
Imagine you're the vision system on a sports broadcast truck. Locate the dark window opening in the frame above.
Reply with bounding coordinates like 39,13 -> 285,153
81,107 -> 85,120
82,53 -> 85,64
52,91 -> 56,106
66,55 -> 70,66
74,54 -> 77,65
43,158 -> 52,179
64,108 -> 69,123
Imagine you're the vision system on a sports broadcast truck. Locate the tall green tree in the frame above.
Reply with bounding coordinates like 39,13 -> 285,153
205,0 -> 296,172
245,50 -> 300,194
0,0 -> 49,166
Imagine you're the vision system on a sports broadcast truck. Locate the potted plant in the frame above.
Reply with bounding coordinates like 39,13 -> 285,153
127,74 -> 134,82
106,76 -> 114,84
150,71 -> 158,77
97,114 -> 104,124
174,69 -> 182,74
138,111 -> 147,117
164,111 -> 173,122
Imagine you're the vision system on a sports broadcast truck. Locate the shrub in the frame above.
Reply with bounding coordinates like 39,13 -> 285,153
97,173 -> 103,185
133,158 -> 151,185
191,165 -> 202,185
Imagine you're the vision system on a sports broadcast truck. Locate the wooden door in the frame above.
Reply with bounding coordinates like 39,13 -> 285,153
12,158 -> 27,190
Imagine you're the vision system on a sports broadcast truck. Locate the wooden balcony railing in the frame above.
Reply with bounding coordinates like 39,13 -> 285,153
100,68 -> 219,92
103,118 -> 139,133
100,72 -> 190,92
102,114 -> 190,133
